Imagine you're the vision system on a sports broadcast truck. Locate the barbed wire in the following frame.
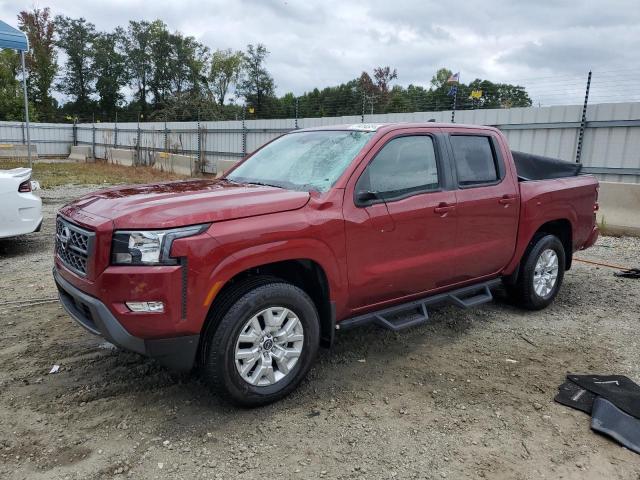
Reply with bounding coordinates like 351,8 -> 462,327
8,69 -> 640,124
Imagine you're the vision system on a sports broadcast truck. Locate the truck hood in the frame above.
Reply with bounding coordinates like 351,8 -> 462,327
60,179 -> 310,229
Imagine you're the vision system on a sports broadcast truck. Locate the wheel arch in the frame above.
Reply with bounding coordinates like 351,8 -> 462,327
199,256 -> 336,365
534,219 -> 573,270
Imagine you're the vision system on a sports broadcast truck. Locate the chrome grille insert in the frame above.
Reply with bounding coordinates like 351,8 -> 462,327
56,217 -> 94,276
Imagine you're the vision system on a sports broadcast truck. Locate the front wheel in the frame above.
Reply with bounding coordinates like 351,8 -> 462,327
508,234 -> 566,310
201,280 -> 320,407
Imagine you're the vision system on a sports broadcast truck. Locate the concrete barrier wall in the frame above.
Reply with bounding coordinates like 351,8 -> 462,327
153,152 -> 196,176
215,159 -> 240,177
68,145 -> 91,162
597,182 -> 640,236
107,148 -> 135,166
0,143 -> 38,159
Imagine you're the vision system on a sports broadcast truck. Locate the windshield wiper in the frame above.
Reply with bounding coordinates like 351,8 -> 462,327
246,181 -> 284,189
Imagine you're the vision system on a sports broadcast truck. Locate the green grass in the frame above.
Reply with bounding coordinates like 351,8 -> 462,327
0,160 -> 188,189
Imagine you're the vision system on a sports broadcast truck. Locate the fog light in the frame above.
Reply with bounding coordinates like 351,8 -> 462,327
126,301 -> 165,313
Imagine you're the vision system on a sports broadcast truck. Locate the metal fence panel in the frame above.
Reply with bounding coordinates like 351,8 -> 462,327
1,102 -> 639,182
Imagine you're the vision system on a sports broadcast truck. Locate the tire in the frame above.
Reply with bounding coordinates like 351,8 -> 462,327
201,279 -> 320,407
508,234 -> 566,310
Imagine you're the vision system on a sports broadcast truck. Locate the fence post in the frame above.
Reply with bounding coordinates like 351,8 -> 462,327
73,119 -> 77,147
164,117 -> 168,155
21,122 -> 25,145
92,118 -> 96,161
361,93 -> 365,123
197,120 -> 202,174
136,113 -> 141,166
114,111 -> 118,148
295,97 -> 299,129
242,107 -> 247,157
575,70 -> 592,164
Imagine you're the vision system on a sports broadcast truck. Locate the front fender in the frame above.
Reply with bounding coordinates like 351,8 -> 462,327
201,237 -> 347,315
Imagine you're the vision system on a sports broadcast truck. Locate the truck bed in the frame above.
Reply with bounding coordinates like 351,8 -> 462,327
506,174 -> 599,276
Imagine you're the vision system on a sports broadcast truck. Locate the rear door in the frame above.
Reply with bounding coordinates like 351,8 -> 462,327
343,129 -> 459,310
443,129 -> 520,280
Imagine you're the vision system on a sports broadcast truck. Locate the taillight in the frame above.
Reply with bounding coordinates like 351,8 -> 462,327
594,202 -> 599,212
18,179 -> 32,193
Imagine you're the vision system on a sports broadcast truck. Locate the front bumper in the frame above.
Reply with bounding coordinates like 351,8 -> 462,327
53,267 -> 199,371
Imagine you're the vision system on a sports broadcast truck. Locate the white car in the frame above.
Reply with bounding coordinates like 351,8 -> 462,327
0,168 -> 42,238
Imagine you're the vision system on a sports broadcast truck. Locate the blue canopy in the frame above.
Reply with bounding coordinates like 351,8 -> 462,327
0,20 -> 28,51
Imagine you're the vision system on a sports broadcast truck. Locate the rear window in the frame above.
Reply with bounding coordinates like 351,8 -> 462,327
450,135 -> 500,186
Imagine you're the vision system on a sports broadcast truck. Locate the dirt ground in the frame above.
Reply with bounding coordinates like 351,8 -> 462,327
1,185 -> 639,480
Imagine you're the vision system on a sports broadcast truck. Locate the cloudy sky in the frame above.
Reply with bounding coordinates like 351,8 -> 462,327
2,0 -> 639,105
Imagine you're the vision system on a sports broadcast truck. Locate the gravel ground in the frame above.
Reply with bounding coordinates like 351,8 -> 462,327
1,186 -> 639,480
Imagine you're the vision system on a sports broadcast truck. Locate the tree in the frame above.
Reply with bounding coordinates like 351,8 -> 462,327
430,68 -> 453,90
93,29 -> 129,116
237,44 -> 275,117
208,49 -> 244,105
147,21 -> 173,107
373,66 -> 397,96
169,33 -> 208,96
55,16 -> 96,113
17,7 -> 57,120
123,20 -> 155,114
0,50 -> 35,121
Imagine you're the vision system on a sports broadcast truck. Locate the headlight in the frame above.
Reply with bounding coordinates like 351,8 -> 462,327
111,224 -> 209,265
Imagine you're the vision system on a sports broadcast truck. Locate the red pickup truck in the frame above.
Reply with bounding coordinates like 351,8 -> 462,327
54,123 -> 599,406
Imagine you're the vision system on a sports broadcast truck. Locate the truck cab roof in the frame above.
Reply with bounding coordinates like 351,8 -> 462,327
296,122 -> 501,134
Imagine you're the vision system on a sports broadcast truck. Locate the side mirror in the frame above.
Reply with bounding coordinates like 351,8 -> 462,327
356,189 -> 379,205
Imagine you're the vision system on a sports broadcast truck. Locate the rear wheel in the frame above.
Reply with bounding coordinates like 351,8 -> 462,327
201,279 -> 320,407
508,234 -> 566,310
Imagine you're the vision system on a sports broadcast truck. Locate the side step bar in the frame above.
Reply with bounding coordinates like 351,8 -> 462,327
337,279 -> 501,332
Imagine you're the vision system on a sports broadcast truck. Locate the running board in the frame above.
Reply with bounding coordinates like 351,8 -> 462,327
337,279 -> 501,332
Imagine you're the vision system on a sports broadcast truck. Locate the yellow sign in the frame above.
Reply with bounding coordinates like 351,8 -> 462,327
470,90 -> 483,99
248,107 -> 255,114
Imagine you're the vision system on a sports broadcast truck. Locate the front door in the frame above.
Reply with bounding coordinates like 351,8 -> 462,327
343,130 -> 458,311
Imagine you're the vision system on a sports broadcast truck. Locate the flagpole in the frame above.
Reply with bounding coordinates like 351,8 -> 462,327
451,87 -> 457,123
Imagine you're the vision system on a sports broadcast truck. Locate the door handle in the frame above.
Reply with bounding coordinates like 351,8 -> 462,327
434,202 -> 456,215
499,195 -> 517,205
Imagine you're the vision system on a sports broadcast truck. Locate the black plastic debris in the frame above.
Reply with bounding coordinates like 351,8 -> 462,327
555,374 -> 640,455
614,268 -> 640,279
592,398 -> 640,455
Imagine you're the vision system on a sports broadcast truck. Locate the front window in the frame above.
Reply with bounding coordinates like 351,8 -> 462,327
226,130 -> 375,192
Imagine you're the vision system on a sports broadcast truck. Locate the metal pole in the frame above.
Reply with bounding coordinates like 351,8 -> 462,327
92,113 -> 96,161
136,113 -> 141,165
164,117 -> 168,155
114,111 -> 118,147
361,93 -> 365,123
20,51 -> 32,168
197,120 -> 202,175
73,118 -> 77,146
575,70 -> 592,164
451,87 -> 458,123
295,97 -> 299,129
241,107 -> 247,157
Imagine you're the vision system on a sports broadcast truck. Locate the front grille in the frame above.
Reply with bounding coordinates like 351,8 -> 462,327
56,217 -> 95,276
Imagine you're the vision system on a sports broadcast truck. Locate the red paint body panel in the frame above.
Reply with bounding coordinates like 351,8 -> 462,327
54,123 -> 599,343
